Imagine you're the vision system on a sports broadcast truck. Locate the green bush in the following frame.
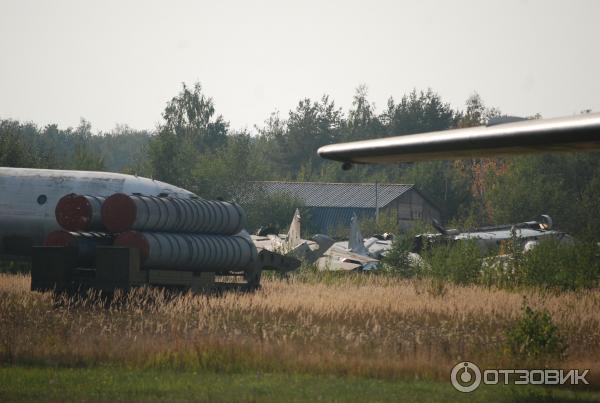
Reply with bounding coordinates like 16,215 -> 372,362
506,302 -> 566,362
516,240 -> 600,290
381,221 -> 433,278
420,240 -> 482,285
420,234 -> 600,290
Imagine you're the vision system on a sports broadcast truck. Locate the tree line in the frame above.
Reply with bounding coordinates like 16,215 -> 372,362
1,82 -> 599,240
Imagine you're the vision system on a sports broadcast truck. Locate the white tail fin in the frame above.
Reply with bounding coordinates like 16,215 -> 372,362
286,208 -> 302,248
349,213 -> 369,255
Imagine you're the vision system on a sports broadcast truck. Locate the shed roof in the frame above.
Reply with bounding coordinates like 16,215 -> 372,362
253,181 -> 414,209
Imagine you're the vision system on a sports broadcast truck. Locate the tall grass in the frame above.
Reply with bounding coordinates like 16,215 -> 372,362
1,273 -> 599,384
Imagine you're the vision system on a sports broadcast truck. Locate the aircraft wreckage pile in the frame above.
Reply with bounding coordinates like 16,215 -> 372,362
249,211 -> 395,272
250,210 -> 576,273
36,193 -> 299,292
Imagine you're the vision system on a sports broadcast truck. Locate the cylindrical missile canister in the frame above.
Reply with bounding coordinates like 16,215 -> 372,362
44,230 -> 114,265
114,231 -> 257,271
55,194 -> 105,231
101,194 -> 246,235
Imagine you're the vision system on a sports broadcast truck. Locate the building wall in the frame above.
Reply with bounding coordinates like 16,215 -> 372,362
304,190 -> 440,234
386,190 -> 441,231
307,207 -> 373,235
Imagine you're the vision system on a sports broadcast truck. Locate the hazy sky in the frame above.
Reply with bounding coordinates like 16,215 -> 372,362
1,0 -> 598,133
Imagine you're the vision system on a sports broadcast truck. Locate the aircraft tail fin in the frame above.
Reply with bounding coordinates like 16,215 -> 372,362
286,208 -> 302,248
349,213 -> 368,255
432,218 -> 447,235
312,234 -> 335,252
308,234 -> 335,261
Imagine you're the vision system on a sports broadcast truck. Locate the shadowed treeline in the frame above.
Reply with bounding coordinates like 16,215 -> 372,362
1,83 -> 599,239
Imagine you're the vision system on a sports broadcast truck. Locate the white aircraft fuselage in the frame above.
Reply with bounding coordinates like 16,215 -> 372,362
0,167 -> 193,257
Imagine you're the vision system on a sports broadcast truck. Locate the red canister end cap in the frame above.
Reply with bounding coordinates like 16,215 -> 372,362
101,193 -> 137,233
55,194 -> 93,231
114,231 -> 149,262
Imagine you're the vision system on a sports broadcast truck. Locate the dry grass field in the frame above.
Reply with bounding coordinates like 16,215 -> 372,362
1,272 -> 599,388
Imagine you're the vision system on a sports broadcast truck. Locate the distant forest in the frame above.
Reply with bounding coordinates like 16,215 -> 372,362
1,83 -> 599,240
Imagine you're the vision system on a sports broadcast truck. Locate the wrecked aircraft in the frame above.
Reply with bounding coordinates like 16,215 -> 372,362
250,209 -> 334,264
414,215 -> 574,255
316,214 -> 388,271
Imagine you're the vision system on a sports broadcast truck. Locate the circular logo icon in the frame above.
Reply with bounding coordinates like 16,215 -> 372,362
451,361 -> 482,392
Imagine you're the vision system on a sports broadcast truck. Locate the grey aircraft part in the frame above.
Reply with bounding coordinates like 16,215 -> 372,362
318,213 -> 382,271
363,236 -> 394,259
348,213 -> 369,256
316,244 -> 379,272
452,227 -> 574,254
317,112 -> 600,165
250,208 -> 302,254
0,167 -> 193,257
415,215 -> 574,255
348,214 -> 394,260
250,209 -> 333,264
286,208 -> 302,248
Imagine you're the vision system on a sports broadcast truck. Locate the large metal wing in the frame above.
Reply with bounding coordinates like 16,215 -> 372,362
317,113 -> 600,165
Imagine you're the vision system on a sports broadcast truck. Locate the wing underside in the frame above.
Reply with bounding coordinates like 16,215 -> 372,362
317,113 -> 600,164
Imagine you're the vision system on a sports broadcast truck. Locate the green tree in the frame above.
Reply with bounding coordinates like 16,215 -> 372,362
149,82 -> 228,187
193,132 -> 273,199
487,153 -> 600,240
402,160 -> 473,222
456,92 -> 500,128
161,83 -> 228,151
345,85 -> 385,141
0,120 -> 35,167
68,145 -> 105,171
281,95 -> 343,174
241,191 -> 305,233
382,89 -> 456,136
89,124 -> 151,174
65,119 -> 105,171
253,111 -> 290,178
